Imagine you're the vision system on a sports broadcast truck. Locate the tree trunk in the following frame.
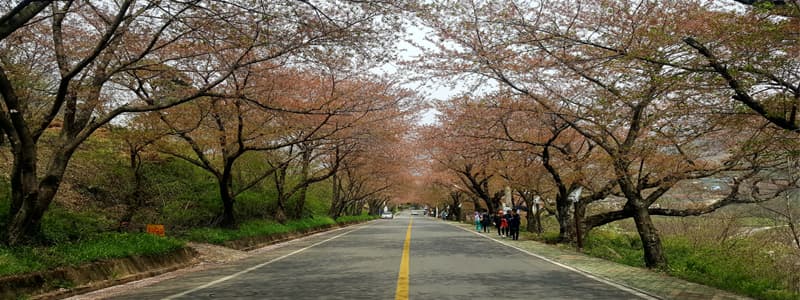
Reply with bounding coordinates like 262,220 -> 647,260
120,149 -> 144,229
273,163 -> 288,223
274,204 -> 288,224
293,186 -> 308,219
328,174 -> 342,218
526,205 -> 543,234
556,193 -> 574,242
484,198 -> 496,214
6,196 -> 46,245
632,204 -> 667,269
6,146 -> 71,245
217,171 -> 237,228
290,149 -> 312,219
213,158 -> 237,229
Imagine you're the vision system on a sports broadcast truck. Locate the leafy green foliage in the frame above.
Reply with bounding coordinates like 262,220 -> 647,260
235,190 -> 277,220
41,206 -> 115,243
136,158 -> 220,227
300,180 -> 333,216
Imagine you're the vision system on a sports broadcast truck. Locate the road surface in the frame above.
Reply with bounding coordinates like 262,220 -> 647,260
96,212 -> 647,299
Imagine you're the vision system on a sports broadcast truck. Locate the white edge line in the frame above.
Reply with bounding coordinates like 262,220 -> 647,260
450,223 -> 660,300
161,224 -> 368,300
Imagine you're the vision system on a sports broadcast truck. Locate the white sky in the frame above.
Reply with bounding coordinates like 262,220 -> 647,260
375,22 -> 461,125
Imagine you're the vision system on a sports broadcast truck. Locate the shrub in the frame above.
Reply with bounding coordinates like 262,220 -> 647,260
41,206 -> 115,243
235,190 -> 275,220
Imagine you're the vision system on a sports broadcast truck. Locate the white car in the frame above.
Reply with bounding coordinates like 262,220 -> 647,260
381,211 -> 393,219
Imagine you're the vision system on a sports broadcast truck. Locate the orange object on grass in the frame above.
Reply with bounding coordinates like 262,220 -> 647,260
146,224 -> 165,236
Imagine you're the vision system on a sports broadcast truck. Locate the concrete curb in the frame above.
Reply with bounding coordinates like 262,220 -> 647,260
0,247 -> 198,300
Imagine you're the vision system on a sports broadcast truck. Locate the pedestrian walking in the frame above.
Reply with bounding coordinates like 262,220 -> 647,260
492,212 -> 502,236
509,210 -> 521,240
481,212 -> 491,233
474,211 -> 482,231
502,210 -> 513,237
500,211 -> 509,237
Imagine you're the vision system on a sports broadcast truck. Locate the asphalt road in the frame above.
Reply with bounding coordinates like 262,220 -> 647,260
105,212 -> 646,299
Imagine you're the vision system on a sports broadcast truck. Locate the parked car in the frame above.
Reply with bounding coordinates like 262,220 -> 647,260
381,211 -> 393,219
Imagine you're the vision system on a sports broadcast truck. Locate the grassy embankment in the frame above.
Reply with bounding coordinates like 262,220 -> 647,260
525,215 -> 799,300
0,146 -> 375,277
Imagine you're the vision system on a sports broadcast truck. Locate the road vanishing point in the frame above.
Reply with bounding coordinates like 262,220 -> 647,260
84,212 -> 651,299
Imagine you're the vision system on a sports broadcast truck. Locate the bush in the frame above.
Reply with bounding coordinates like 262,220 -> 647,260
139,158 -> 221,228
303,181 -> 333,216
41,206 -> 115,243
235,190 -> 276,220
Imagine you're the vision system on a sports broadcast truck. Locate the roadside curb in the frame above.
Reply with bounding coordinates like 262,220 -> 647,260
0,247 -> 198,300
48,219 -> 375,299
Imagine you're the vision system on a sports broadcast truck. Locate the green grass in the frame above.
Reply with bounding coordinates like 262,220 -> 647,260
183,217 -> 338,244
0,211 -> 369,277
183,214 -> 378,245
0,233 -> 185,277
583,230 -> 649,267
335,214 -> 377,223
41,206 -> 115,243
583,228 -> 800,300
664,238 -> 798,300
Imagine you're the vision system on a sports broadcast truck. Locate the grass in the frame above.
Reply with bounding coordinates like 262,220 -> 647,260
0,213 -> 373,276
336,214 -> 378,224
583,227 -> 800,300
183,217 -> 338,244
0,233 -> 185,277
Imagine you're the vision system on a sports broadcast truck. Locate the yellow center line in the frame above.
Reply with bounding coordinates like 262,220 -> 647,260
395,217 -> 412,300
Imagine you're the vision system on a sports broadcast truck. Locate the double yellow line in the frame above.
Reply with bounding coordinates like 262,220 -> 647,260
395,218 -> 412,300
